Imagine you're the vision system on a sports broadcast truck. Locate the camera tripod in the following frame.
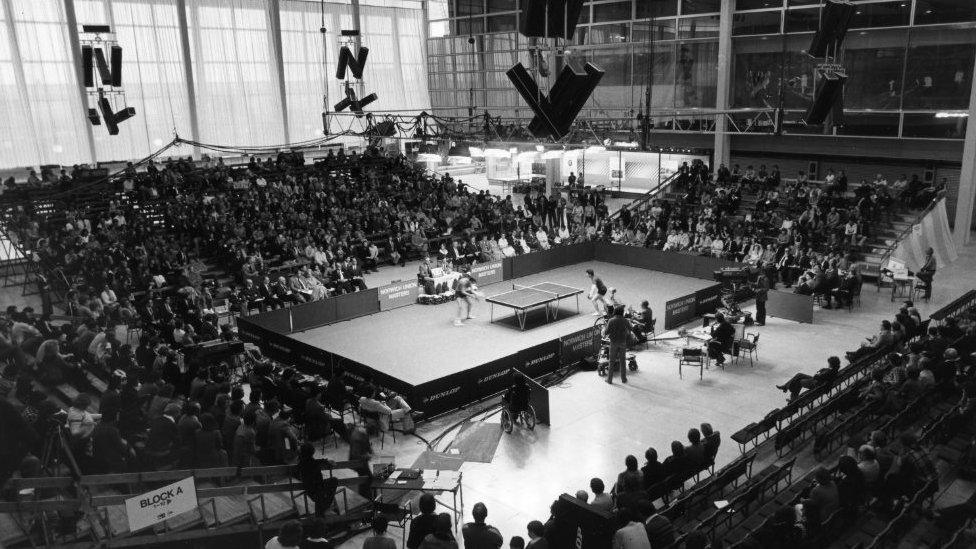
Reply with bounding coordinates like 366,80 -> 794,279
40,422 -> 79,477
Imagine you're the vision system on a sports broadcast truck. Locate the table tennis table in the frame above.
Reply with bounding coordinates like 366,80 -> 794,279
486,282 -> 584,330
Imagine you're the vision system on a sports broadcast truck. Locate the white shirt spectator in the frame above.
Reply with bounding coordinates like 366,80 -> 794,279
711,237 -> 725,256
536,228 -> 550,249
10,321 -> 40,346
613,521 -> 652,549
100,288 -> 118,306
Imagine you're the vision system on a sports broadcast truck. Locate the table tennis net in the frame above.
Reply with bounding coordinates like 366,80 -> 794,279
512,284 -> 562,296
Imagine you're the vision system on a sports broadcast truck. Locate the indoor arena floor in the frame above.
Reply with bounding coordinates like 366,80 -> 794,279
319,243 -> 976,549
288,261 -> 713,386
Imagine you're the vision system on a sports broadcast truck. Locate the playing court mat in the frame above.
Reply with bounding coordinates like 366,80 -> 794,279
288,261 -> 712,386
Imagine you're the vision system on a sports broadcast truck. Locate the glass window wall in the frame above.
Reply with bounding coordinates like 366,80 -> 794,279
427,0 -> 976,140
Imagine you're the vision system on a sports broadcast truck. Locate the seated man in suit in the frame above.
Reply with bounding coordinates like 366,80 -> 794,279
240,278 -> 266,312
327,262 -> 352,295
707,313 -> 735,366
777,356 -> 842,401
273,276 -> 302,305
258,276 -> 280,309
464,236 -> 481,264
846,320 -> 895,362
288,272 -> 312,302
449,240 -> 466,267
343,258 -> 368,291
826,269 -> 859,309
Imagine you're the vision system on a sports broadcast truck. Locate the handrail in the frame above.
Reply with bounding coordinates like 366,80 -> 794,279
877,190 -> 947,269
610,170 -> 681,224
3,459 -> 370,493
930,289 -> 976,323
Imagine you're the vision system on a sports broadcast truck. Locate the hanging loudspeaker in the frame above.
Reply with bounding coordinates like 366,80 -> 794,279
94,48 -> 113,86
82,45 -> 94,87
98,96 -> 135,135
110,46 -> 123,87
808,0 -> 855,58
358,93 -> 378,110
805,72 -> 846,125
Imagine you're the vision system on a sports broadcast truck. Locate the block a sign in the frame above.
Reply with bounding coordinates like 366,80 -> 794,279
125,476 -> 198,532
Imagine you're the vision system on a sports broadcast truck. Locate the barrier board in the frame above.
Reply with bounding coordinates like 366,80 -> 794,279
470,260 -> 504,286
377,280 -> 419,311
560,325 -> 601,365
694,284 -> 724,316
768,290 -> 814,324
290,298 -> 337,332
334,288 -> 380,322
664,293 -> 698,330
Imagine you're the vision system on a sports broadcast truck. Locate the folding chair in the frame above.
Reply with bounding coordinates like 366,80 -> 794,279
735,333 -> 759,367
679,348 -> 705,380
373,499 -> 413,547
125,318 -> 143,345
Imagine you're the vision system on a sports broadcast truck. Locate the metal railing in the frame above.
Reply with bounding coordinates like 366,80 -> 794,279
929,289 -> 976,323
610,170 -> 681,224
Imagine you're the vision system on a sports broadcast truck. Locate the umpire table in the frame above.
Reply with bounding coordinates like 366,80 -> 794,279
486,282 -> 584,330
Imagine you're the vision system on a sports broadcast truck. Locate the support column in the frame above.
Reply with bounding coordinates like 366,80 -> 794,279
176,0 -> 200,156
63,0 -> 98,164
268,0 -> 290,142
954,54 -> 976,246
350,0 -> 365,101
713,0 -> 734,169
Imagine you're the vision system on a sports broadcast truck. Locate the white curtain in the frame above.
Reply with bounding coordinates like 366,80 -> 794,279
891,198 -> 959,272
360,5 -> 429,113
279,0 -> 353,141
0,1 -> 39,170
4,1 -> 92,168
187,0 -> 285,147
0,0 -> 431,169
279,0 -> 429,140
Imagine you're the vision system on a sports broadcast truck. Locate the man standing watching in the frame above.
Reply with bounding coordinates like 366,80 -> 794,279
918,247 -> 936,299
754,271 -> 769,326
603,306 -> 630,384
462,502 -> 503,549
